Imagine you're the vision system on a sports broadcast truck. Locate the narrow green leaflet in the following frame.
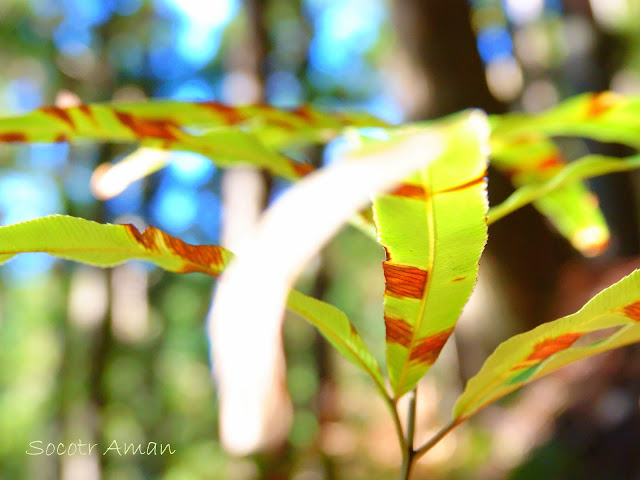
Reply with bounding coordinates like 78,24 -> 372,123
0,101 -> 386,179
490,92 -> 640,147
0,215 -> 384,389
372,111 -> 489,398
454,269 -> 640,422
489,153 -> 640,226
490,135 -> 610,256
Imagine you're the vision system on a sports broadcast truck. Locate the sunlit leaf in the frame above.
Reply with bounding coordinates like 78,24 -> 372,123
454,269 -> 640,421
490,135 -> 610,256
490,92 -> 640,147
372,111 -> 490,398
0,102 -> 386,179
0,214 -> 382,388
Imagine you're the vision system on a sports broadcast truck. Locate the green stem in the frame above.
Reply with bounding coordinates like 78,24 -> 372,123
386,396 -> 408,467
413,418 -> 460,462
398,388 -> 419,480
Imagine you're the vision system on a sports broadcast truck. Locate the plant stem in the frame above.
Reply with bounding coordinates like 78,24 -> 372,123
385,396 -> 408,466
413,418 -> 460,462
398,388 -> 419,480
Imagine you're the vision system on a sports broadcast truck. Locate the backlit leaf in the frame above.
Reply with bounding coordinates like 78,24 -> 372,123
372,111 -> 490,398
490,135 -> 610,256
0,215 -> 383,388
454,269 -> 640,421
0,102 -> 386,179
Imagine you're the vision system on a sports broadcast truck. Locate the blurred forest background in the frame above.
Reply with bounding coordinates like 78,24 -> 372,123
2,0 -> 640,479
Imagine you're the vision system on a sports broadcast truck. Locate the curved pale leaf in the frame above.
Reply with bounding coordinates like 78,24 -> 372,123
490,135 -> 610,256
0,214 -> 383,388
373,111 -> 490,398
454,269 -> 640,421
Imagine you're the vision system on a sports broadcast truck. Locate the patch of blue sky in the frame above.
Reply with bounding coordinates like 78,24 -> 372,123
196,191 -> 221,241
158,78 -> 216,100
154,0 -> 239,68
0,172 -> 63,280
150,183 -> 199,234
168,152 -> 215,187
360,95 -> 403,124
0,172 -> 62,223
64,165 -> 95,204
476,25 -> 513,64
3,77 -> 43,113
150,45 -> 195,80
105,179 -> 143,216
307,0 -> 385,75
266,71 -> 304,107
60,0 -> 114,27
114,0 -> 142,16
18,144 -> 69,173
53,21 -> 94,56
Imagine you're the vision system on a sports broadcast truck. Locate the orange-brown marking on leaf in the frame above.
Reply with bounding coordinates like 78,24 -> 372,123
383,262 -> 428,299
201,102 -> 246,125
537,154 -> 564,171
385,316 -> 414,348
124,224 -> 162,253
114,111 -> 179,140
389,183 -> 427,200
41,106 -> 75,129
292,105 -> 316,123
289,159 -> 314,177
586,92 -> 620,118
452,276 -> 467,282
124,224 -> 226,276
383,245 -> 391,262
622,301 -> 640,321
409,328 -> 454,365
78,105 -> 98,125
54,134 -> 68,143
526,333 -> 582,361
0,132 -> 27,142
437,174 -> 485,195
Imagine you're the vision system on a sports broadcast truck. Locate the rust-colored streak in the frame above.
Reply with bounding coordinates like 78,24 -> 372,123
0,132 -> 27,142
537,154 -> 563,171
438,174 -> 485,195
389,183 -> 427,200
383,262 -> 428,299
623,301 -> 640,321
164,233 -> 225,275
54,134 -> 68,143
452,276 -> 467,282
124,224 -> 161,253
409,328 -> 454,365
289,159 -> 314,177
115,111 -> 179,140
124,224 -> 226,276
201,102 -> 246,125
41,106 -> 75,129
383,246 -> 391,262
526,333 -> 582,361
78,105 -> 98,125
586,92 -> 619,118
291,105 -> 315,123
385,316 -> 414,348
